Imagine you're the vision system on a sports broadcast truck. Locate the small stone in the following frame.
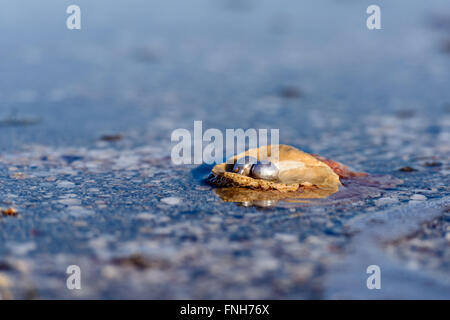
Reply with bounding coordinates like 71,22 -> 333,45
100,134 -> 123,142
111,254 -> 167,270
1,207 -> 18,216
279,86 -> 302,99
395,110 -> 415,119
410,194 -> 427,201
136,213 -> 156,220
11,172 -> 28,179
57,180 -> 75,188
274,233 -> 298,242
422,161 -> 442,167
375,197 -> 399,206
398,166 -> 417,172
58,198 -> 81,205
0,273 -> 11,288
160,197 -> 182,205
292,264 -> 314,284
7,242 -> 36,255
101,266 -> 120,279
67,206 -> 94,217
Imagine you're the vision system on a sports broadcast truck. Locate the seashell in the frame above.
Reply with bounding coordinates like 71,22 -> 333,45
206,146 -> 372,206
207,144 -> 342,192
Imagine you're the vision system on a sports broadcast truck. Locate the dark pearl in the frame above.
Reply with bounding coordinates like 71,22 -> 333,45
233,156 -> 257,176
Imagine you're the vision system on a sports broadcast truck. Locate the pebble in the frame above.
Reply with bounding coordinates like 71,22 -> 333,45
410,194 -> 427,201
57,180 -> 75,188
375,197 -> 399,206
58,198 -> 81,205
274,233 -> 298,242
7,242 -> 36,255
1,207 -> 18,216
67,206 -> 94,217
0,273 -> 11,287
160,197 -> 182,205
136,213 -> 156,220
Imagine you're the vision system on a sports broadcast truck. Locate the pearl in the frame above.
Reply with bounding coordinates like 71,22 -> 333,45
233,156 -> 257,176
250,161 -> 279,181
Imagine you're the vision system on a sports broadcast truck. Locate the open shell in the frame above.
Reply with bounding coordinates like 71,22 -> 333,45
208,145 -> 341,193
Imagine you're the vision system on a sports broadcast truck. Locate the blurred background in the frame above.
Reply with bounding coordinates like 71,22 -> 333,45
2,0 -> 449,152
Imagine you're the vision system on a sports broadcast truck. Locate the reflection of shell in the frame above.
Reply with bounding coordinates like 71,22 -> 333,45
215,187 -> 338,204
208,145 -> 341,193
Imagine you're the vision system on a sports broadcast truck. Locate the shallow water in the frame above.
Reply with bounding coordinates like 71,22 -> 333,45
0,0 -> 449,299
